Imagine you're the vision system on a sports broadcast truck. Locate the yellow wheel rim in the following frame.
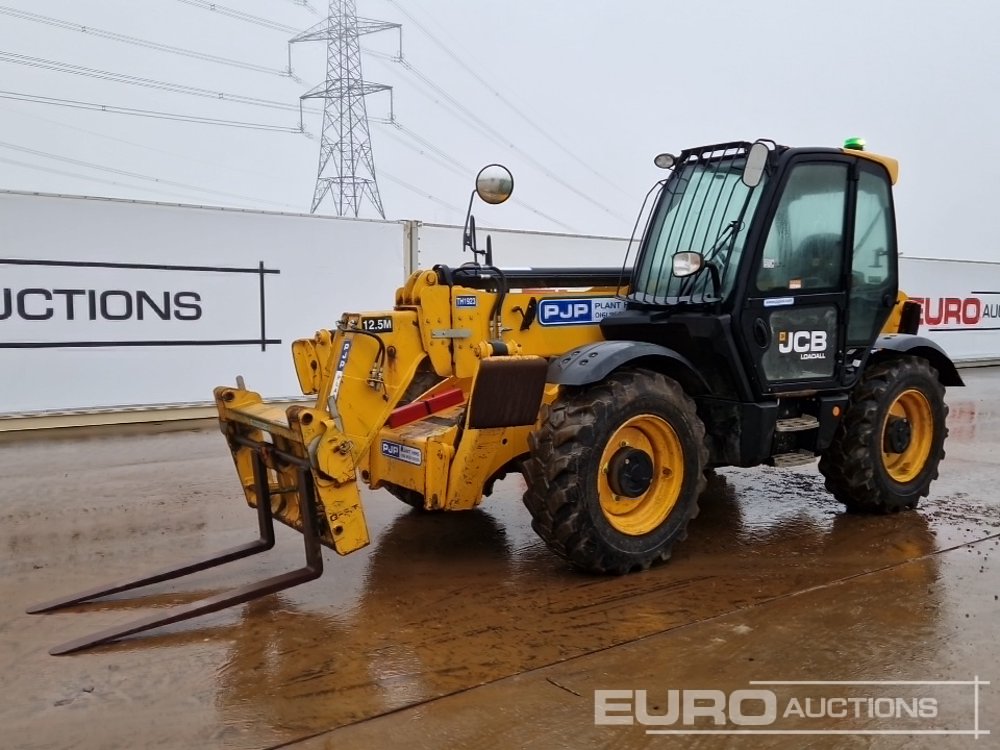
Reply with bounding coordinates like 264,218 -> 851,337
598,414 -> 685,536
881,389 -> 934,484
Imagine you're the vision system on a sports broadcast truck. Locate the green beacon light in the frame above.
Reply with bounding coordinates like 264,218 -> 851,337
844,136 -> 866,151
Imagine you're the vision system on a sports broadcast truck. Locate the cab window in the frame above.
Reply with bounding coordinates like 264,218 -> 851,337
847,168 -> 896,344
756,163 -> 849,293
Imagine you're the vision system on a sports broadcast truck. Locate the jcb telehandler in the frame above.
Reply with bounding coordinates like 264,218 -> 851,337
33,139 -> 962,654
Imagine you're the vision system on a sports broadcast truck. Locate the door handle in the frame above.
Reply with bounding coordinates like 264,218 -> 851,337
753,318 -> 771,349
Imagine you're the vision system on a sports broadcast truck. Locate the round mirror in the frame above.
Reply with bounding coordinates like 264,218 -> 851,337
654,153 -> 677,170
475,164 -> 514,205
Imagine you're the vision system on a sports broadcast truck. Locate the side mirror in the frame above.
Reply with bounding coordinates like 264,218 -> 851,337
654,153 -> 677,170
672,252 -> 703,277
742,142 -> 769,188
475,164 -> 514,205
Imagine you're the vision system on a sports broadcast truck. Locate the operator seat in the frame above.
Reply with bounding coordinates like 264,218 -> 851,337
798,233 -> 842,289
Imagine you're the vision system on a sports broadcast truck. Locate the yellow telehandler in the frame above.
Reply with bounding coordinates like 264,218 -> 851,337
32,139 -> 962,654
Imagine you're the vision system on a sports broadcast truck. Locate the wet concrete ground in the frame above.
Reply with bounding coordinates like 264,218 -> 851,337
2,370 -> 999,749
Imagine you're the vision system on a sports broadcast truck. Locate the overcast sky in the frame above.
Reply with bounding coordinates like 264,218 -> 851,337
0,0 -> 998,259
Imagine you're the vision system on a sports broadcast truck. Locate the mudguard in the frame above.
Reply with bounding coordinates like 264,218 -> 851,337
547,341 -> 710,394
872,334 -> 964,386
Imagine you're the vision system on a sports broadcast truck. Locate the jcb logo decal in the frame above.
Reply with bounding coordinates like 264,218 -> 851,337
778,330 -> 827,360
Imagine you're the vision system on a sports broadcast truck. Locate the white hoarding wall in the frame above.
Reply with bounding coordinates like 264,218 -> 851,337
898,257 -> 1000,363
0,192 -> 404,415
414,222 -> 629,273
1,191 -> 996,417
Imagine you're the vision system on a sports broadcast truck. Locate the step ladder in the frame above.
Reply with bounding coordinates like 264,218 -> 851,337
771,415 -> 820,467
770,449 -> 818,468
775,415 -> 819,433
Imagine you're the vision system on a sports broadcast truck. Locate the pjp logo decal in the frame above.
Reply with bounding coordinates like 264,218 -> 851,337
538,297 -> 625,326
381,440 -> 422,466
330,338 -> 353,399
778,330 -> 828,360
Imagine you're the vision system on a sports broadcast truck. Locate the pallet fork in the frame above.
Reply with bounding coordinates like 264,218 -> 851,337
28,445 -> 324,655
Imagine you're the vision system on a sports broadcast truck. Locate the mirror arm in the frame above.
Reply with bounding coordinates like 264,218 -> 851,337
467,215 -> 486,266
462,164 -> 512,265
707,261 -> 722,301
462,189 -> 478,258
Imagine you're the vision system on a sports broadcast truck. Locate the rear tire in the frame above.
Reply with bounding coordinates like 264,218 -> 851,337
522,369 -> 707,574
819,356 -> 948,513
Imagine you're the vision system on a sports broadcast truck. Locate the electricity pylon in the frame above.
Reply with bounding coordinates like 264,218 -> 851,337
291,0 -> 398,217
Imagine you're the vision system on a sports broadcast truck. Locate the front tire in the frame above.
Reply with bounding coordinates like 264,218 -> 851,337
819,356 -> 948,513
522,369 -> 707,574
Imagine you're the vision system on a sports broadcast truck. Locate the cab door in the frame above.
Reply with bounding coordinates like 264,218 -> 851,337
739,158 -> 853,394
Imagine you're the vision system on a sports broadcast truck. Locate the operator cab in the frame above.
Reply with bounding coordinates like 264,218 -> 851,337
605,139 -> 900,400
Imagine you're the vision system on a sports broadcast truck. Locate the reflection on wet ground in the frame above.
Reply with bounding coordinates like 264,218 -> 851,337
2,368 -> 1000,749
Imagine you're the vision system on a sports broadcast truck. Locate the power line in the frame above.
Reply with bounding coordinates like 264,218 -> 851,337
392,122 -> 468,173
509,200 -> 579,233
0,51 -> 320,116
283,0 -> 320,14
366,49 -> 512,152
378,169 -> 463,213
369,52 -> 626,222
384,0 -> 631,198
0,140 -> 297,208
376,122 -> 468,178
0,6 -> 292,78
0,101 -> 293,183
0,155 -> 240,205
366,49 -> 511,147
174,0 -> 299,34
0,90 -> 303,132
365,55 -> 589,230
378,122 -> 579,232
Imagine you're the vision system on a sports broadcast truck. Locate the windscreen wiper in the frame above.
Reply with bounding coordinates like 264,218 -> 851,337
678,219 -> 740,299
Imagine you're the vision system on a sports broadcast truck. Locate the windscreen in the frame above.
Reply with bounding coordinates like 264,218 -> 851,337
632,149 -> 767,304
